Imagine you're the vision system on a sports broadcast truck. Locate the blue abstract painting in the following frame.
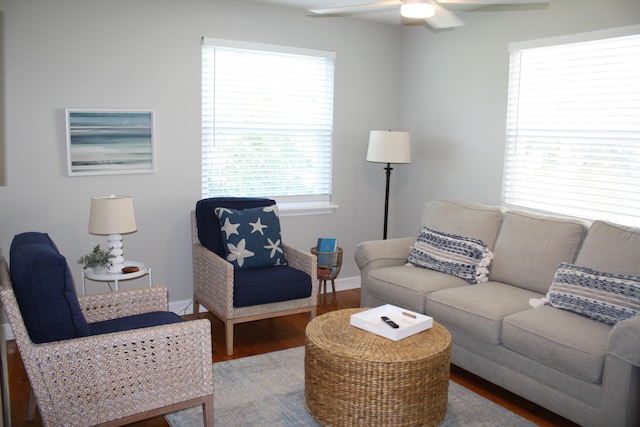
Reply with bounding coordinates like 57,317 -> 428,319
67,110 -> 155,175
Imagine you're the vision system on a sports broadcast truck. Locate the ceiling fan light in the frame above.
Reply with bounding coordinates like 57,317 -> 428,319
401,1 -> 435,19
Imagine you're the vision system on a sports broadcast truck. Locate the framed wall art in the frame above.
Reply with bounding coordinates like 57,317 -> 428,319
66,109 -> 155,176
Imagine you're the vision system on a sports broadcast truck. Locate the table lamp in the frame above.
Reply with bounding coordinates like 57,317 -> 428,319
366,130 -> 411,239
88,195 -> 137,273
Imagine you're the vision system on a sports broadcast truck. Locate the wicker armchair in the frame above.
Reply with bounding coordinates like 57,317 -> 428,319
191,197 -> 318,356
0,256 -> 214,427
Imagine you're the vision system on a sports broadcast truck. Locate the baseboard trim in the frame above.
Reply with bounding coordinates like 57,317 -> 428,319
3,275 -> 362,340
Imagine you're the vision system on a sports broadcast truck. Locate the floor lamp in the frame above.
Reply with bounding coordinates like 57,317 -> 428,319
366,130 -> 411,239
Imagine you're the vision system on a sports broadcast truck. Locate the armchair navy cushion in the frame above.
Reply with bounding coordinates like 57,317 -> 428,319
234,265 -> 312,307
196,197 -> 276,258
89,311 -> 184,335
10,232 -> 90,343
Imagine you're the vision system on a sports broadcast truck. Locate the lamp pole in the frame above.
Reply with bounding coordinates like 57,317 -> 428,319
383,162 -> 393,240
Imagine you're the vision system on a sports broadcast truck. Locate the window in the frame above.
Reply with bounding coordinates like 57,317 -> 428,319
201,38 -> 336,214
503,26 -> 640,226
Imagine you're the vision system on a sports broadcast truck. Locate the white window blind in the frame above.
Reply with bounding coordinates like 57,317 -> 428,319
201,38 -> 335,209
503,26 -> 640,226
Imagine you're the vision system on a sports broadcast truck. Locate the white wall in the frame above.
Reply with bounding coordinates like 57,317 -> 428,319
396,0 -> 640,237
1,0 -> 638,304
0,0 -> 403,302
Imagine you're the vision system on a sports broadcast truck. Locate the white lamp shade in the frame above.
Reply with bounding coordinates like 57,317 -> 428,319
366,130 -> 411,164
88,195 -> 137,235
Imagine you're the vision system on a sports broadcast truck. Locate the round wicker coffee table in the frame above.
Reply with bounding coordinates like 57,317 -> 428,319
305,308 -> 451,427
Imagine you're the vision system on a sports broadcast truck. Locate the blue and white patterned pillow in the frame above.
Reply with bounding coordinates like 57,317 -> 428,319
547,263 -> 640,324
214,205 -> 288,269
407,227 -> 493,284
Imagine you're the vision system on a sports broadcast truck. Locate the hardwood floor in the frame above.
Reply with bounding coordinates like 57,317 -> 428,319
6,289 -> 578,426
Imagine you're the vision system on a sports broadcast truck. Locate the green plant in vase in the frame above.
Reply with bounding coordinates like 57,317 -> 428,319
78,245 -> 114,274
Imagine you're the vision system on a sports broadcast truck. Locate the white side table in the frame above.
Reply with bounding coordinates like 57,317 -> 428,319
82,261 -> 152,295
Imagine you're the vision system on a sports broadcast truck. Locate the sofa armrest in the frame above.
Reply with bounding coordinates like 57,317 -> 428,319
78,286 -> 169,323
608,315 -> 640,367
355,237 -> 416,271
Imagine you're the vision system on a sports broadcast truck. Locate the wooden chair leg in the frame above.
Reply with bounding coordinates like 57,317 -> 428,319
27,388 -> 37,422
193,298 -> 200,316
225,321 -> 234,356
203,394 -> 214,427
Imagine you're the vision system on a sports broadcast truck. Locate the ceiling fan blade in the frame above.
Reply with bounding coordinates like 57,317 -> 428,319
426,2 -> 465,28
437,0 -> 548,4
308,0 -> 401,16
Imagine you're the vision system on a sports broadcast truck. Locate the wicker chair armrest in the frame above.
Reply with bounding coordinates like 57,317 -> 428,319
26,319 -> 213,426
78,286 -> 169,323
192,242 -> 234,316
284,243 -> 317,279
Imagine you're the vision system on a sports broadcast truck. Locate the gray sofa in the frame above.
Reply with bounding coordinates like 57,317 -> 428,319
355,200 -> 640,427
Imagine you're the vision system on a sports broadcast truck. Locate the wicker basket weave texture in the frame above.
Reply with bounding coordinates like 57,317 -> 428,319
0,256 -> 214,427
305,308 -> 451,427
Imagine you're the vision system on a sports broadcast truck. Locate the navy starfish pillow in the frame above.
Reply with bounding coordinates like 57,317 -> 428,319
214,205 -> 288,269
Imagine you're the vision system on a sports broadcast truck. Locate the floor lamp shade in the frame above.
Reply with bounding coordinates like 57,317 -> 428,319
366,131 -> 411,240
366,130 -> 411,164
88,195 -> 137,273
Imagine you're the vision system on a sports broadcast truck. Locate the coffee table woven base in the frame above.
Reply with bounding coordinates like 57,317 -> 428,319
305,308 -> 451,427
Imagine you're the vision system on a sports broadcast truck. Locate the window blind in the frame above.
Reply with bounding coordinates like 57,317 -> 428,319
503,27 -> 640,226
201,38 -> 335,208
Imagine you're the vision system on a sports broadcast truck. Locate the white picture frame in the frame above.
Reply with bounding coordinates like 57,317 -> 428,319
66,109 -> 155,176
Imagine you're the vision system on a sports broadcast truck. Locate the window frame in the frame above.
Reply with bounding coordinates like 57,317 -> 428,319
502,25 -> 640,226
201,37 -> 338,216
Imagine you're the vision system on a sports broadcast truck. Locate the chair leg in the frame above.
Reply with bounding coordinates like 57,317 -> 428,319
225,321 -> 234,356
193,298 -> 200,316
203,394 -> 214,427
27,389 -> 37,422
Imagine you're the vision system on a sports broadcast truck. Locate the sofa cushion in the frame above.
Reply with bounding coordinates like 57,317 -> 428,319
368,266 -> 469,313
575,220 -> 640,276
9,232 -> 90,343
233,265 -> 311,307
408,227 -> 493,284
547,262 -> 640,325
215,205 -> 288,269
426,282 -> 542,344
502,306 -> 610,383
421,200 -> 505,249
490,210 -> 588,294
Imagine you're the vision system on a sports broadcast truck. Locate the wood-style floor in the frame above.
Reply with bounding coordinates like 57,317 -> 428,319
7,289 -> 578,426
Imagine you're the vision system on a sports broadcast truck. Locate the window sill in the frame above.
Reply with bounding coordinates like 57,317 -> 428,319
278,201 -> 339,217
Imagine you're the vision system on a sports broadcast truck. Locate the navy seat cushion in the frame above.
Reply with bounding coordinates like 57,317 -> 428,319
10,232 -> 91,343
89,311 -> 184,336
234,265 -> 312,307
196,197 -> 275,258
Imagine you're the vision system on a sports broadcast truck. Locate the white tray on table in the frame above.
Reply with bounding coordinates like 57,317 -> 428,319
350,304 -> 433,341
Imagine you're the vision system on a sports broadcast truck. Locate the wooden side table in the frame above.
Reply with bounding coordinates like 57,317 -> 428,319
310,246 -> 343,298
82,261 -> 152,295
305,308 -> 451,427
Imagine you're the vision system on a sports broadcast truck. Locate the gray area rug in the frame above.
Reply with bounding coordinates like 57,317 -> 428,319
166,346 -> 536,426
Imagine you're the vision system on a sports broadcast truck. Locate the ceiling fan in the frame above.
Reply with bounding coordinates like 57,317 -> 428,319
307,0 -> 549,29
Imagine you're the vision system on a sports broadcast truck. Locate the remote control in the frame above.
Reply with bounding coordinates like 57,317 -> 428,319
381,316 -> 399,329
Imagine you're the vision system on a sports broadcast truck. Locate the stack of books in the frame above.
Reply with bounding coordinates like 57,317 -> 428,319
316,237 -> 338,276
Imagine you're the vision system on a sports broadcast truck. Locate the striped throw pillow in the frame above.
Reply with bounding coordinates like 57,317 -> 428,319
407,227 -> 493,284
548,263 -> 640,324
